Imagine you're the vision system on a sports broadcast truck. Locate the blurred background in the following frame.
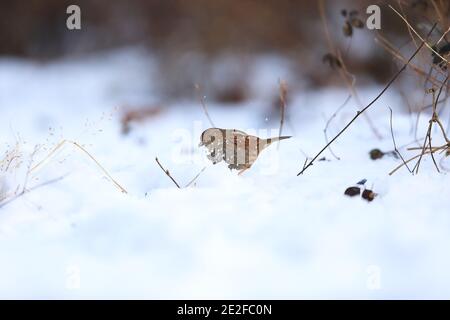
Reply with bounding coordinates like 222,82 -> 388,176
1,0 -> 443,102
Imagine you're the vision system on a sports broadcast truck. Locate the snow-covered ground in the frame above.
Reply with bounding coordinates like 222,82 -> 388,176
1,48 -> 450,299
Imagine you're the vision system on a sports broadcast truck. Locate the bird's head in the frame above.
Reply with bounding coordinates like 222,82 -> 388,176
199,128 -> 223,147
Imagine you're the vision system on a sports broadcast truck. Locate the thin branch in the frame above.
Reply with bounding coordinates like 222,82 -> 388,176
31,140 -> 128,194
155,157 -> 181,188
278,79 -> 288,147
413,76 -> 449,173
323,94 -> 352,160
185,166 -> 207,188
389,148 -> 437,175
388,107 -> 412,174
412,117 -> 438,173
297,24 -> 436,176
428,128 -> 441,173
437,26 -> 450,45
195,84 -> 215,128
0,175 -> 67,210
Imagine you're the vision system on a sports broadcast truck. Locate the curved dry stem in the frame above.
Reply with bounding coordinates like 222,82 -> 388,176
195,84 -> 215,128
30,140 -> 128,194
389,144 -> 448,175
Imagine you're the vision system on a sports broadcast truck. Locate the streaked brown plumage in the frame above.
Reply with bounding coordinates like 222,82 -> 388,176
199,128 -> 291,174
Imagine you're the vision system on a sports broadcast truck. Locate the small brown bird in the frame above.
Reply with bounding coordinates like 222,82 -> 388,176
199,128 -> 291,174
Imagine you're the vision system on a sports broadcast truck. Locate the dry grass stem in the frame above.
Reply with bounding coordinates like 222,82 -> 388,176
195,84 -> 215,127
31,140 -> 128,194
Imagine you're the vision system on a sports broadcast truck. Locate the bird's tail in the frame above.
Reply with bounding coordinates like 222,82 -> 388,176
269,136 -> 292,143
262,135 -> 291,148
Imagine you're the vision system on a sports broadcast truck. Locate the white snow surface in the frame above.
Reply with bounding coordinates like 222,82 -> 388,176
1,48 -> 450,299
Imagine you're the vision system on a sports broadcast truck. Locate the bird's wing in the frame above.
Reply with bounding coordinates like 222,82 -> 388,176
230,129 -> 248,135
227,130 -> 256,147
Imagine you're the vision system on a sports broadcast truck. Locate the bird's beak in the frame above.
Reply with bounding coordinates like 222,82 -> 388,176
198,142 -> 204,147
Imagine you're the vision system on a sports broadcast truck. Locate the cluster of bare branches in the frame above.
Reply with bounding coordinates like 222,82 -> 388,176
299,1 -> 450,177
390,77 -> 450,175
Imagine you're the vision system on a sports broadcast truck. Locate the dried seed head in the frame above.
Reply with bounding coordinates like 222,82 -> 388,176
322,53 -> 342,69
343,21 -> 353,37
369,148 -> 385,160
432,43 -> 450,70
351,18 -> 364,29
362,189 -> 376,202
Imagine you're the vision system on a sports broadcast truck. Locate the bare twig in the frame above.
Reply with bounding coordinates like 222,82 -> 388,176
437,26 -> 450,45
31,140 -> 128,194
412,76 -> 449,173
278,80 -> 288,147
0,175 -> 67,210
185,166 -> 207,188
195,84 -> 215,128
388,107 -> 412,174
428,127 -> 441,173
393,75 -> 450,176
389,148 -> 438,175
297,24 -> 436,176
323,94 -> 352,160
155,157 -> 181,188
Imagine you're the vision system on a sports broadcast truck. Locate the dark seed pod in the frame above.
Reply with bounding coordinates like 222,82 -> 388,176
344,186 -> 361,197
322,53 -> 342,69
439,44 -> 450,56
343,21 -> 353,37
432,43 -> 450,70
369,148 -> 385,160
362,189 -> 376,202
351,18 -> 364,29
